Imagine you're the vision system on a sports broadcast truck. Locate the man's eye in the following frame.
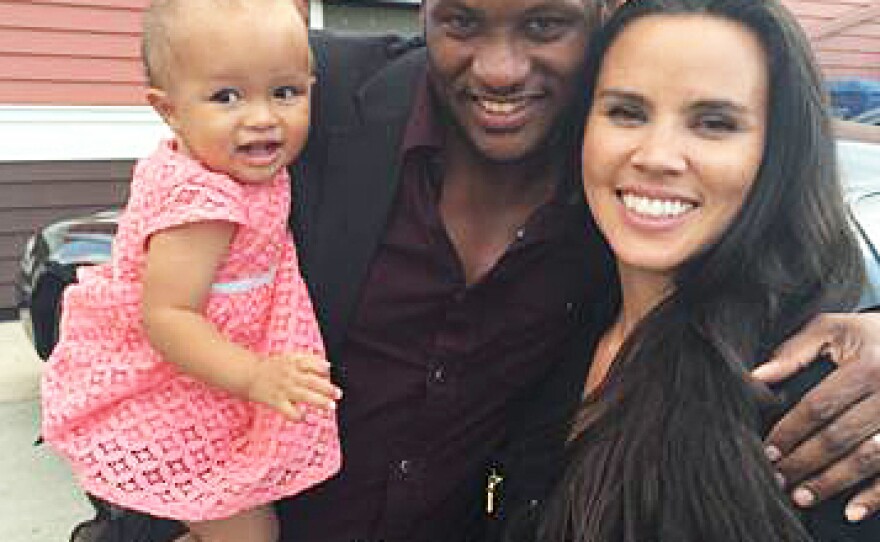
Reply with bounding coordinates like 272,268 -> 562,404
209,88 -> 241,104
442,13 -> 479,37
273,85 -> 304,101
524,16 -> 570,40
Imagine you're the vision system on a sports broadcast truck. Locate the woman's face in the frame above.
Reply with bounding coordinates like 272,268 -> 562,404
582,14 -> 768,282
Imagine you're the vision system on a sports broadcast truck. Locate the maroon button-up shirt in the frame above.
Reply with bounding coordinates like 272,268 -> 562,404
278,76 -> 603,542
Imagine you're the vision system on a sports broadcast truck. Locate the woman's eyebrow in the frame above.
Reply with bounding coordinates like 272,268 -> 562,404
688,99 -> 751,115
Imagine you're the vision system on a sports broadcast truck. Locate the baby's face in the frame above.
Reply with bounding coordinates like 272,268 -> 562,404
150,1 -> 312,185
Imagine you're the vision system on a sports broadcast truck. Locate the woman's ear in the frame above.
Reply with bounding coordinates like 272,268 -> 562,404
146,87 -> 177,131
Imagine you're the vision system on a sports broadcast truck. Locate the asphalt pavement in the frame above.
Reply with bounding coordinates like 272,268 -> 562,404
0,320 -> 93,541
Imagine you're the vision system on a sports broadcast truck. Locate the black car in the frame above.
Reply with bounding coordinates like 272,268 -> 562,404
15,135 -> 880,359
852,107 -> 880,127
16,210 -> 118,359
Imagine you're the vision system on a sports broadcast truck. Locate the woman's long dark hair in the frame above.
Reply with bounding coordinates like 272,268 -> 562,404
535,0 -> 865,540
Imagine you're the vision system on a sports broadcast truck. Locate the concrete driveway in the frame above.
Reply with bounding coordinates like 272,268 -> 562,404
0,320 -> 92,541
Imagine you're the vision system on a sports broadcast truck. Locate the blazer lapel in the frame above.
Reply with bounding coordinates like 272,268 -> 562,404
308,49 -> 426,357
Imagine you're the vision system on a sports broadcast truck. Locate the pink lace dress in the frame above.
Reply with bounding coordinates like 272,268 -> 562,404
41,140 -> 341,521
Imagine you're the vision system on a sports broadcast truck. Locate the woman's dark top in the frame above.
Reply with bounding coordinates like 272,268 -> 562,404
504,299 -> 880,542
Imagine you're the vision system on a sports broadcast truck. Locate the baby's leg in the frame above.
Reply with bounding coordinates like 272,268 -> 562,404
183,505 -> 278,542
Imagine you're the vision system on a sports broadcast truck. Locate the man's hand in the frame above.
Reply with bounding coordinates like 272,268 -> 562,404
752,312 -> 880,522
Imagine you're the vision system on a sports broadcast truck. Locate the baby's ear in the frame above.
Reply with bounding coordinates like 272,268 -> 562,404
294,0 -> 309,24
146,88 -> 177,130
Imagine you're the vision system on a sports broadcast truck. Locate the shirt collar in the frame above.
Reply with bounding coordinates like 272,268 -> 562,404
401,70 -> 444,156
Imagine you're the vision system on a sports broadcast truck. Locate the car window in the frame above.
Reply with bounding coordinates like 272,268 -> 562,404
838,139 -> 880,192
827,78 -> 880,121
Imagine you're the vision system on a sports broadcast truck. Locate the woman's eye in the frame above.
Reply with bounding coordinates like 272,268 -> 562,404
209,88 -> 241,104
694,113 -> 739,135
274,85 -> 304,101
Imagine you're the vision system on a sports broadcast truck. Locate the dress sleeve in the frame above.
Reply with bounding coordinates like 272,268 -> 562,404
137,158 -> 250,241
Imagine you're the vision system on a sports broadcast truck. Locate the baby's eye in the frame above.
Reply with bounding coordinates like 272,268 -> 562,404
273,85 -> 305,101
605,103 -> 646,126
209,88 -> 242,104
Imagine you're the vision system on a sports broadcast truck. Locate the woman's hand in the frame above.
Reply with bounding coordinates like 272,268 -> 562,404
752,312 -> 880,521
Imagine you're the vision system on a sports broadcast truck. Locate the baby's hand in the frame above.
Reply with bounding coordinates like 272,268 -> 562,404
245,352 -> 342,420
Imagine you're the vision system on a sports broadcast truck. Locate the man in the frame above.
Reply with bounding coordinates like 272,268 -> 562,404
278,0 -> 880,539
71,1 -> 880,540
281,1 -> 601,539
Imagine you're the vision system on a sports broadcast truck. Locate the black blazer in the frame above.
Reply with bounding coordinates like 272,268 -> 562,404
290,31 -> 427,361
287,31 -> 597,540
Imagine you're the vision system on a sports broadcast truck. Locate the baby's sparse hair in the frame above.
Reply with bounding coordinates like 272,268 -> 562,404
142,0 -> 309,89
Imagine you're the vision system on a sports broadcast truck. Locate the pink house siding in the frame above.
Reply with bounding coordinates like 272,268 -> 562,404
0,2 -> 149,312
0,0 -> 148,105
782,0 -> 880,79
1,0 -> 873,106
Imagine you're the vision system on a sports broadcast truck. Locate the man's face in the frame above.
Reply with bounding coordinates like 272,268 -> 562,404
423,0 -> 593,164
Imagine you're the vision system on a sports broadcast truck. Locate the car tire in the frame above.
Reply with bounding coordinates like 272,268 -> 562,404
30,264 -> 76,359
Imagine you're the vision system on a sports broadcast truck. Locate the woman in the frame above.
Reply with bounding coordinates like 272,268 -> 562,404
527,0 -> 876,540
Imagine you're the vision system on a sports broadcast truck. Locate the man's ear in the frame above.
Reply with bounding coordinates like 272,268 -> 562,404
146,87 -> 177,131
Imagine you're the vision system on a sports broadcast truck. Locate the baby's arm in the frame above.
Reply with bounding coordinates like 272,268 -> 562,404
141,221 -> 341,420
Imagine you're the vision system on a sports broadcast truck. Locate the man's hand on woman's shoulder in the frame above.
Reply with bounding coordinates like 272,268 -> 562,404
753,312 -> 880,522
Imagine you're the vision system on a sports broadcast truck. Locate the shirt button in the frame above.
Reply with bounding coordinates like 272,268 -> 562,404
515,228 -> 526,240
398,459 -> 411,476
431,366 -> 446,383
